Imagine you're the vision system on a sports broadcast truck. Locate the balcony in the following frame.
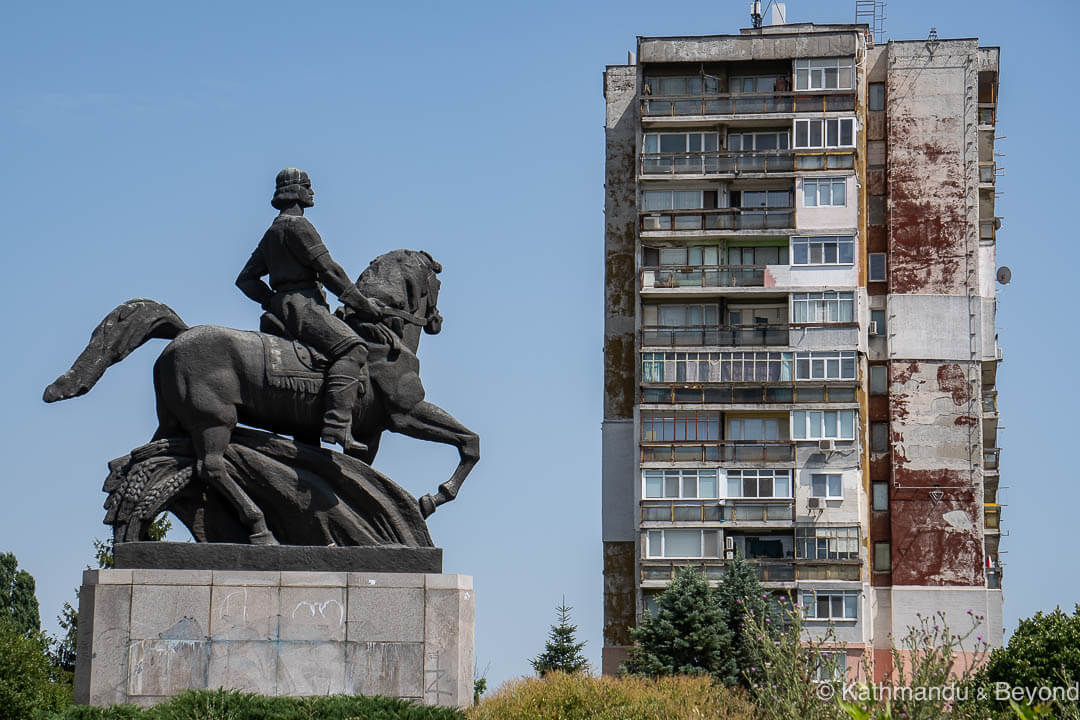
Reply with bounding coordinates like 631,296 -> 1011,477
985,503 -> 1002,533
641,324 -> 789,348
640,499 -> 794,524
641,264 -> 766,289
641,149 -> 855,177
984,448 -> 1000,472
640,384 -> 857,406
640,91 -> 856,119
640,441 -> 794,463
639,559 -> 860,585
641,208 -> 794,233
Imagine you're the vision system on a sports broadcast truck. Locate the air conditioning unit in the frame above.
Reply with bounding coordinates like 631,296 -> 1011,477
808,497 -> 821,509
725,536 -> 735,550
818,438 -> 836,452
642,215 -> 663,230
868,321 -> 880,336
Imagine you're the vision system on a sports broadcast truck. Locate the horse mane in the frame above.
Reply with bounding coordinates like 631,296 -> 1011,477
356,249 -> 441,316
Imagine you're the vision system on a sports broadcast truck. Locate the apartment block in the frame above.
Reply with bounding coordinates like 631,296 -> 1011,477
602,19 -> 1003,676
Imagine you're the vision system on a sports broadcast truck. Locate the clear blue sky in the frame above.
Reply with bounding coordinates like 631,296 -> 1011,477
1,0 -> 1074,690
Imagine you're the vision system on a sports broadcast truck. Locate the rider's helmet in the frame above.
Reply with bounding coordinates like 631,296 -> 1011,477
271,168 -> 313,210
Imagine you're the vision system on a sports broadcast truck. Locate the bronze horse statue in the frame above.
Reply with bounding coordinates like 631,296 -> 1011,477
44,249 -> 479,544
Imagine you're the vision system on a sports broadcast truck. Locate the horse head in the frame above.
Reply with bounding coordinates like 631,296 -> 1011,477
353,249 -> 442,350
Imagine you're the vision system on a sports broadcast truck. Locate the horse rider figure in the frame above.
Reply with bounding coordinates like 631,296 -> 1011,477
236,167 -> 381,455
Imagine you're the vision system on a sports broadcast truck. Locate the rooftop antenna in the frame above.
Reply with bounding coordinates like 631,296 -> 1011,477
750,1 -> 763,28
854,0 -> 887,45
926,26 -> 940,57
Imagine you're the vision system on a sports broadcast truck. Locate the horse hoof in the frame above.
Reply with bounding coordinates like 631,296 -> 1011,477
249,530 -> 278,546
419,494 -> 437,519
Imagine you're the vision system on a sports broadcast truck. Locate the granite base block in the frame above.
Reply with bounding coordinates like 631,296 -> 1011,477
75,568 -> 473,708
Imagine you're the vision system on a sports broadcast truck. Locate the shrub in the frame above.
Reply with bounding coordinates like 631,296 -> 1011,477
0,616 -> 70,720
467,671 -> 754,720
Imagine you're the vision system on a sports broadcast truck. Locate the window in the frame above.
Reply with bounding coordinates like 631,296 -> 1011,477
796,526 -> 858,559
872,482 -> 889,511
792,292 -> 854,323
869,365 -> 887,394
642,189 -> 708,211
642,351 -> 794,383
727,245 -> 789,265
791,236 -> 855,265
810,473 -> 844,499
870,309 -> 886,336
792,410 -> 856,440
871,422 -> 889,453
803,177 -> 848,207
645,75 -> 721,96
643,245 -> 723,267
727,417 -> 781,441
804,591 -> 859,620
794,118 -> 855,148
641,412 -> 721,441
794,57 -> 854,91
642,303 -> 720,327
795,351 -> 857,380
873,542 -> 891,571
868,253 -> 887,282
644,469 -> 718,499
728,130 -> 790,151
812,651 -> 848,682
727,469 -> 792,498
643,132 -> 720,154
869,83 -> 885,111
646,529 -> 721,558
731,76 -> 777,94
734,189 -> 791,209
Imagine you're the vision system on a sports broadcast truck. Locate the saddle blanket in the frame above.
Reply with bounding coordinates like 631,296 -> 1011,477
260,333 -> 326,396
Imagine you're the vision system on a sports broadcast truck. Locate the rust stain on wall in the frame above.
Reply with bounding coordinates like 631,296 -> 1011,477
603,541 -> 636,646
890,479 -> 983,586
936,364 -> 969,405
604,334 -> 635,419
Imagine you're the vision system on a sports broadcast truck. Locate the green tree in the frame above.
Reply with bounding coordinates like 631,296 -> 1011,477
0,552 -> 41,637
716,552 -> 781,687
982,604 -> 1080,707
621,566 -> 736,683
531,597 -> 588,676
0,616 -> 70,720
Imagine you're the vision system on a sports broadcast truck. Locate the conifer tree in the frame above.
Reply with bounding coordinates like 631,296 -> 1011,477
622,566 -> 737,683
0,553 -> 40,638
531,597 -> 588,676
716,551 -> 780,687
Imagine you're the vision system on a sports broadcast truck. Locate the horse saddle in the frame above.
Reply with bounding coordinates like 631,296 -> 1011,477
259,313 -> 328,395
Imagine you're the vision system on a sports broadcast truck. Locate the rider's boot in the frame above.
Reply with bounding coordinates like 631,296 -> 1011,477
321,348 -> 369,455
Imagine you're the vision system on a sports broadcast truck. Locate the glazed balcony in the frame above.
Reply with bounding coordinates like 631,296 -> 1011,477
640,149 -> 855,177
640,440 -> 794,463
640,383 -> 857,406
641,264 -> 766,289
640,498 -> 794,524
641,323 -> 789,348
639,91 -> 856,119
641,208 -> 794,233
639,560 -> 861,585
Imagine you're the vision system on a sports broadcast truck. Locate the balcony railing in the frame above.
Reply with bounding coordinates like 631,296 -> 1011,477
641,150 -> 855,176
641,441 -> 794,463
642,324 -> 789,347
641,208 -> 795,232
642,265 -> 766,289
982,392 -> 998,415
640,91 -> 856,118
985,504 -> 1002,531
640,384 -> 857,405
640,499 -> 794,523
640,560 -> 859,584
984,448 -> 1000,472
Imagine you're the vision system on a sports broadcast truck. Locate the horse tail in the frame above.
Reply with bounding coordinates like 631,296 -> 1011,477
43,299 -> 189,403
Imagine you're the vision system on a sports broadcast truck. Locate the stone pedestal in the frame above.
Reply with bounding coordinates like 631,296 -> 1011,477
75,569 -> 474,708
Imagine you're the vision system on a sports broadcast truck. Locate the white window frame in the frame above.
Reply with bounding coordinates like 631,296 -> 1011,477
646,528 -> 721,559
794,351 -> 857,381
791,410 -> 856,440
794,118 -> 855,149
796,526 -> 859,559
791,292 -> 855,324
643,469 -> 719,499
804,591 -> 859,621
812,650 -> 848,682
809,473 -> 844,499
802,177 -> 848,207
794,57 -> 854,91
790,235 -> 855,266
726,469 -> 792,499
641,351 -> 795,383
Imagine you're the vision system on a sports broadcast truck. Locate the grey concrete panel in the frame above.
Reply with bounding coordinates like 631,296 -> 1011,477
638,33 -> 857,63
347,587 -> 424,642
602,419 -> 636,541
276,641 -> 346,696
348,572 -> 425,588
76,582 -> 133,706
279,586 -> 346,641
129,584 -> 211,641
116,542 -> 442,573
424,587 -> 474,707
207,641 -> 278,693
128,639 -> 210,697
888,295 -> 982,361
210,585 -> 280,641
345,642 -> 424,698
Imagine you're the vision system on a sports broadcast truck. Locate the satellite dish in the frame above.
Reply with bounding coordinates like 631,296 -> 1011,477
996,266 -> 1012,285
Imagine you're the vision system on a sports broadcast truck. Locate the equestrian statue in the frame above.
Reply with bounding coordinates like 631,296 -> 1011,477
43,169 -> 479,548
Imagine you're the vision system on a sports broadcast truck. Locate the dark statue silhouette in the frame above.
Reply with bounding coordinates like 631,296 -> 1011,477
43,170 -> 479,548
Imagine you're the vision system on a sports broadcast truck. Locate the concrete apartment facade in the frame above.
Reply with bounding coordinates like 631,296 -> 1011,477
602,20 -> 1003,675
